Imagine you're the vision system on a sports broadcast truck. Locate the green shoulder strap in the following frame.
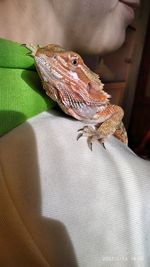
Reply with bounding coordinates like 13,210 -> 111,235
0,38 -> 55,136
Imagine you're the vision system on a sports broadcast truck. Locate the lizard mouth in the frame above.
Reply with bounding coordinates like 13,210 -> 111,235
61,80 -> 110,110
62,94 -> 106,110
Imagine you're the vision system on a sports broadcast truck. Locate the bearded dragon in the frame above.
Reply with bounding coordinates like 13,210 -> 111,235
26,44 -> 128,150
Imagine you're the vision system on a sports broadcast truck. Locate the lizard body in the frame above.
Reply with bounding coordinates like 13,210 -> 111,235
26,44 -> 128,149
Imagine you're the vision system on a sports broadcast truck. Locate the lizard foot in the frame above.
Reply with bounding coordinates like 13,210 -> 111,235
25,44 -> 41,56
77,125 -> 105,150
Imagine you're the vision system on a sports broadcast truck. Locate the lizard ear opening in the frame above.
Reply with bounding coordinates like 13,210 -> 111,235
87,82 -> 92,92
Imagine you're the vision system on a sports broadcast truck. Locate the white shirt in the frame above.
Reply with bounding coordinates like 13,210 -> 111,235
0,110 -> 150,267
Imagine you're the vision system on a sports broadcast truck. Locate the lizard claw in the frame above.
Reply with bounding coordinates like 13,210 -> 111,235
87,136 -> 93,151
76,132 -> 83,140
98,139 -> 106,149
21,44 -> 35,57
77,125 -> 106,150
25,44 -> 38,56
21,43 -> 27,47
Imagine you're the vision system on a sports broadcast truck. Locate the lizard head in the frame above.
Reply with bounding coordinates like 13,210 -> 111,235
34,44 -> 110,119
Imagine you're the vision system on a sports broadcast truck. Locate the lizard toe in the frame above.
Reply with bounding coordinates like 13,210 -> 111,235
77,125 -> 106,150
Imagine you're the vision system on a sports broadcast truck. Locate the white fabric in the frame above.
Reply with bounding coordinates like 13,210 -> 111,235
0,110 -> 150,267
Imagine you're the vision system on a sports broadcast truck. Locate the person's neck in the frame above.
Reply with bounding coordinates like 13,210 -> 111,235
0,0 -> 99,70
0,0 -> 64,46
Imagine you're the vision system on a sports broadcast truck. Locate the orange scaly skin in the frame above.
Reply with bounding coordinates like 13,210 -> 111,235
26,44 -> 128,149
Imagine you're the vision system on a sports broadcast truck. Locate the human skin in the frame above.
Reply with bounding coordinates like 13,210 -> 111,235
0,0 -> 139,55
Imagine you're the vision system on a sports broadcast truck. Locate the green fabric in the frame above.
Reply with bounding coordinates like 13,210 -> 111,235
0,38 -> 55,136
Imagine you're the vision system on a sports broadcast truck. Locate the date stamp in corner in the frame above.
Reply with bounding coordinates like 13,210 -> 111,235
101,255 -> 144,263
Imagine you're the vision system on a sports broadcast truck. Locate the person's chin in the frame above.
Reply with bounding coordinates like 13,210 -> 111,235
99,30 -> 126,55
85,41 -> 124,56
109,33 -> 126,52
69,30 -> 126,56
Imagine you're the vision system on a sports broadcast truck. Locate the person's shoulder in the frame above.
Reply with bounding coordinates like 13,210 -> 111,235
0,110 -> 149,173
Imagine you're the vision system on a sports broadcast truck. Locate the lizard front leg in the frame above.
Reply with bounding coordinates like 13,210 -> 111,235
77,105 -> 128,149
113,121 -> 128,145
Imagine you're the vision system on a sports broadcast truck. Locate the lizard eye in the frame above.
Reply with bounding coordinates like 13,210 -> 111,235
71,58 -> 78,66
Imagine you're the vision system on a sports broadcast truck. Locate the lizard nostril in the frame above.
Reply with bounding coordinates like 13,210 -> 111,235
53,54 -> 57,59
